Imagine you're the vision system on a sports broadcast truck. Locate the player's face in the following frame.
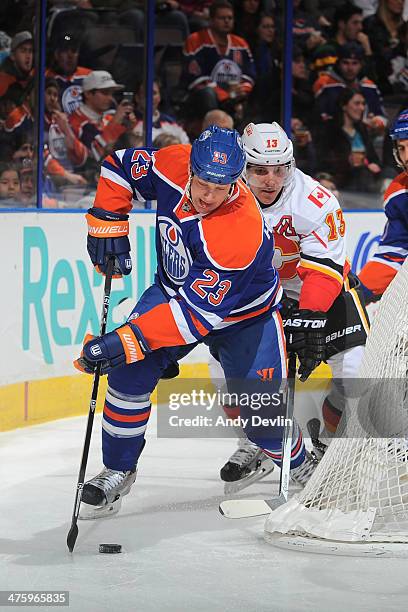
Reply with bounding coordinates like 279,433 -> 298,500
12,43 -> 33,73
246,165 -> 288,205
0,170 -> 20,199
190,175 -> 231,214
396,139 -> 408,168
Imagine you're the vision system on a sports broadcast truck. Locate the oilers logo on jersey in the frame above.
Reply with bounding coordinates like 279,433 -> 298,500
158,217 -> 191,284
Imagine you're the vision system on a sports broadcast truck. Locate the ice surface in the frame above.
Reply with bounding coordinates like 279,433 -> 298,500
1,410 -> 407,612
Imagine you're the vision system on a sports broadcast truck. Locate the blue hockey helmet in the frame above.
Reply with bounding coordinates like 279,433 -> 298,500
390,109 -> 408,169
190,125 -> 246,185
390,109 -> 408,141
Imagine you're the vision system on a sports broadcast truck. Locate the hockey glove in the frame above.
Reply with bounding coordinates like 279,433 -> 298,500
74,322 -> 149,375
283,310 -> 327,382
86,207 -> 132,277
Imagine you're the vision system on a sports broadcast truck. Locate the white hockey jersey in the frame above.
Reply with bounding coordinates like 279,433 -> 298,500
261,168 -> 349,312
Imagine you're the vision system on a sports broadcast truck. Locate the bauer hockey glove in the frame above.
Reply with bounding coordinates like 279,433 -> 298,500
74,322 -> 150,375
86,207 -> 132,277
283,310 -> 327,382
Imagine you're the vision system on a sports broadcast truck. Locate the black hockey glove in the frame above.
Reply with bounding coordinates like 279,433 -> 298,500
283,310 -> 327,382
86,207 -> 132,277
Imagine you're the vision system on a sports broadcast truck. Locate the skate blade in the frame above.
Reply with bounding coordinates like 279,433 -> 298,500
79,497 -> 122,520
224,460 -> 275,495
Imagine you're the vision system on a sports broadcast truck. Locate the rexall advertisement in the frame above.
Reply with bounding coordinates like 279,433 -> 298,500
0,210 -> 383,387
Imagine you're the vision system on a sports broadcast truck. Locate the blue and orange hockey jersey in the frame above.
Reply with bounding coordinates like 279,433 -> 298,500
182,29 -> 256,102
313,69 -> 387,128
359,171 -> 408,296
93,144 -> 281,350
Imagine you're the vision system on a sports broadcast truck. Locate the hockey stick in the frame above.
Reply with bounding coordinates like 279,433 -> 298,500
66,257 -> 115,552
219,353 -> 297,519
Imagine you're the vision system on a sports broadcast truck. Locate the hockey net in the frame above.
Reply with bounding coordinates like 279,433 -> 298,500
265,258 -> 408,556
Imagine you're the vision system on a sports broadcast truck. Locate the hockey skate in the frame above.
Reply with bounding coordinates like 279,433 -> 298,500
221,438 -> 275,495
290,450 -> 319,487
79,466 -> 137,520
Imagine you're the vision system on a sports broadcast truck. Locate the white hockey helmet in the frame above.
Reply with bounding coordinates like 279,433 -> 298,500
242,122 -> 294,166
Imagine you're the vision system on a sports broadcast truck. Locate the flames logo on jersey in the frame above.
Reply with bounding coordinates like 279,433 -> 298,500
272,216 -> 299,279
158,217 -> 192,284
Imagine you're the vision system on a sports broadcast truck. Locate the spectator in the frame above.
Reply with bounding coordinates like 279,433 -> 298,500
313,41 -> 387,133
3,80 -> 34,141
292,45 -> 315,128
44,78 -> 88,186
388,21 -> 408,94
181,0 -> 256,133
246,11 -> 281,122
202,109 -> 234,129
364,0 -> 404,94
18,160 -> 35,206
325,3 -> 376,78
177,1 -> 212,32
152,132 -> 182,148
291,117 -> 317,175
0,161 -> 20,206
0,31 -> 33,99
293,0 -> 326,58
234,0 -> 266,51
314,170 -> 341,199
0,31 -> 11,65
315,87 -> 382,192
132,79 -> 189,144
330,3 -> 373,56
69,70 -> 136,172
46,32 -> 91,115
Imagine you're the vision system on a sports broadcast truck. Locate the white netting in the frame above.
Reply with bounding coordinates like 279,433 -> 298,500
265,258 -> 408,551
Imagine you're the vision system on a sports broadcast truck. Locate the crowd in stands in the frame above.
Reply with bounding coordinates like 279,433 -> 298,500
0,0 -> 407,207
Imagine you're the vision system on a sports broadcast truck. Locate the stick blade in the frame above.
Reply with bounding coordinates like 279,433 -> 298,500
219,499 -> 272,519
67,523 -> 78,553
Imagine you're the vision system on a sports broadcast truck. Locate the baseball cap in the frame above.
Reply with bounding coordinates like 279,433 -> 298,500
338,41 -> 365,61
54,33 -> 80,50
11,31 -> 33,52
82,70 -> 124,92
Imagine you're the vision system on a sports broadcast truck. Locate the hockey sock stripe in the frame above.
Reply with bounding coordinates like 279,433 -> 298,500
104,405 -> 151,423
222,405 -> 240,419
106,388 -> 151,410
102,420 -> 148,437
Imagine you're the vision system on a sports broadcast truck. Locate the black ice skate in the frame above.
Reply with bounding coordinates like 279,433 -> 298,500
79,466 -> 137,520
221,438 -> 275,495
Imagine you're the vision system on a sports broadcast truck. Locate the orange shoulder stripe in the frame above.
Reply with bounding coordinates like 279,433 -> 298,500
153,144 -> 191,191
93,176 -> 133,215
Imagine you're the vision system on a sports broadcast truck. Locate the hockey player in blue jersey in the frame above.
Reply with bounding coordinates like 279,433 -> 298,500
360,109 -> 408,299
74,125 -> 309,518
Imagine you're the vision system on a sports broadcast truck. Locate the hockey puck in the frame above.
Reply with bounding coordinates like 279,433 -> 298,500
99,544 -> 122,554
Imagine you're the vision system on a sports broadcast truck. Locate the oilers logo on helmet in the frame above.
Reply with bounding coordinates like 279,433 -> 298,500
191,124 -> 245,184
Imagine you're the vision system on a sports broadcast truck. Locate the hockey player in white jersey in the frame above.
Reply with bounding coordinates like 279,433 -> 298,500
216,122 -> 370,490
